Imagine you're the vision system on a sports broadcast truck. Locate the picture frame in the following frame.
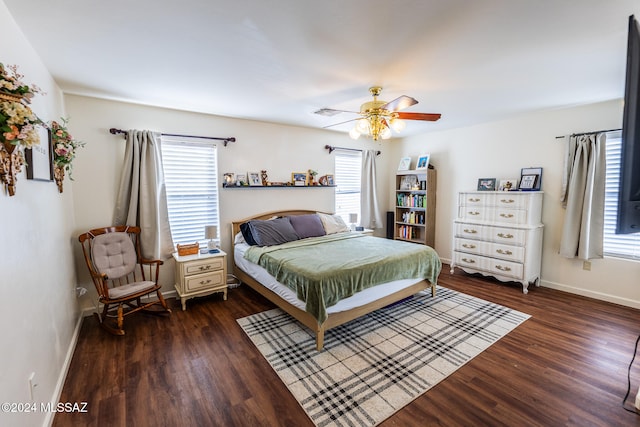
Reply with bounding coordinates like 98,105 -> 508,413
291,172 -> 307,186
25,127 -> 53,182
400,174 -> 419,190
519,167 -> 543,191
319,174 -> 334,186
477,178 -> 496,191
397,156 -> 411,171
248,171 -> 261,186
519,174 -> 538,190
416,154 -> 430,170
498,178 -> 518,191
236,173 -> 247,186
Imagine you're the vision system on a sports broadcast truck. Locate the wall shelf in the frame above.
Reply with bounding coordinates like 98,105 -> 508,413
223,185 -> 336,189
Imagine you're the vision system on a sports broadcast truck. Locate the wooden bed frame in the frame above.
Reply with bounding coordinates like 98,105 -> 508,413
231,209 -> 436,351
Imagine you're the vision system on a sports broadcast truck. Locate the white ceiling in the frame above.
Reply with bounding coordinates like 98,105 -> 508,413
4,0 -> 639,136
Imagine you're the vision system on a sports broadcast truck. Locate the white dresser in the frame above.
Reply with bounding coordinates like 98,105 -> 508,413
450,191 -> 543,293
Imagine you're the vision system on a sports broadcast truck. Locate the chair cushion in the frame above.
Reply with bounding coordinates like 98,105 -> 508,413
91,232 -> 137,279
108,281 -> 156,299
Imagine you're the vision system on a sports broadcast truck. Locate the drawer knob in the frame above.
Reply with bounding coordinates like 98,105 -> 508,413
500,199 -> 515,204
462,244 -> 477,249
497,233 -> 514,239
495,265 -> 512,272
461,258 -> 476,264
468,211 -> 480,216
496,249 -> 513,255
469,198 -> 480,202
499,213 -> 514,218
199,279 -> 212,285
199,265 -> 211,271
463,229 -> 478,234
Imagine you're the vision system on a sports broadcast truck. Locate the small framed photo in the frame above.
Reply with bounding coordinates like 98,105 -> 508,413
397,156 -> 411,171
248,171 -> 261,186
519,174 -> 538,190
400,175 -> 419,190
291,172 -> 307,186
519,167 -> 543,191
416,154 -> 430,170
318,174 -> 335,186
477,178 -> 496,191
236,173 -> 247,186
498,178 -> 518,191
222,172 -> 235,187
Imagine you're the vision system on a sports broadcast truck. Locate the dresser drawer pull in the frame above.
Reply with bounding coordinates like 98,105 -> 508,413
500,199 -> 515,204
495,265 -> 512,272
461,258 -> 476,264
499,213 -> 514,218
462,243 -> 477,249
497,233 -> 514,239
463,229 -> 478,234
468,198 -> 480,202
199,265 -> 212,271
468,211 -> 480,216
496,249 -> 513,255
199,279 -> 212,285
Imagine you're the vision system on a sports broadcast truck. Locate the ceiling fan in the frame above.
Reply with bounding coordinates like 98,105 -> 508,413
315,86 -> 441,141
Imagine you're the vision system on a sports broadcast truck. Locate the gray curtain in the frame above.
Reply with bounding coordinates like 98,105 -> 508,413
360,149 -> 383,229
559,133 -> 606,260
114,130 -> 173,259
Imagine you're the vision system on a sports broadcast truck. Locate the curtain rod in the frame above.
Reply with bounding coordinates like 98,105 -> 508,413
324,145 -> 381,156
555,128 -> 621,139
109,128 -> 236,147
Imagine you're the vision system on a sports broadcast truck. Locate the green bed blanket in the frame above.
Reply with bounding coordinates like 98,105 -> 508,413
244,233 -> 442,324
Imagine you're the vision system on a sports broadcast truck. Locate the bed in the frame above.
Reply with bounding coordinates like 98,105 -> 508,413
231,210 -> 442,350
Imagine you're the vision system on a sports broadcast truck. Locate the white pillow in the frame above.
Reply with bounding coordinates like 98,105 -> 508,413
318,213 -> 350,234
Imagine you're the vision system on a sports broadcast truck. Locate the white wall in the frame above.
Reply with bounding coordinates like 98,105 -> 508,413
64,95 -> 393,309
398,99 -> 640,308
0,3 -> 79,427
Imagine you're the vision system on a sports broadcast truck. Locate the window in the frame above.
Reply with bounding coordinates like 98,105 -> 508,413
334,150 -> 361,224
603,131 -> 640,259
161,136 -> 220,247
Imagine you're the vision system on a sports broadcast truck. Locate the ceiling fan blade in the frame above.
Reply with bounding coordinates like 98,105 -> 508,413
322,117 -> 360,129
314,108 -> 359,117
396,112 -> 442,121
382,95 -> 418,112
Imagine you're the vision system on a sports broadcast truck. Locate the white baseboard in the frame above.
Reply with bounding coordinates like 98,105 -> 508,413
540,279 -> 640,310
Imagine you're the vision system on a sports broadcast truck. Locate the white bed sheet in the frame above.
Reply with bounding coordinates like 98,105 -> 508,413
234,242 -> 424,314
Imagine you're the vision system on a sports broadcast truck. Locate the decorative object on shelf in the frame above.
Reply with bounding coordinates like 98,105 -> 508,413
477,178 -> 497,191
318,174 -> 334,186
316,87 -> 441,141
292,172 -> 307,186
25,126 -> 53,182
204,225 -> 219,253
498,178 -> 518,191
236,173 -> 247,186
397,156 -> 411,171
49,118 -> 84,193
519,167 -> 543,191
416,153 -> 430,170
0,63 -> 44,196
223,172 -> 235,187
248,171 -> 261,186
307,169 -> 318,185
400,174 -> 419,190
260,170 -> 268,186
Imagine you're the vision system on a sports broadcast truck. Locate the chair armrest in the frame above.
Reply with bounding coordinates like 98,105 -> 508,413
139,258 -> 164,266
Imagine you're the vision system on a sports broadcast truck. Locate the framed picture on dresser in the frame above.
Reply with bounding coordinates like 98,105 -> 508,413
477,178 -> 496,191
519,167 -> 543,191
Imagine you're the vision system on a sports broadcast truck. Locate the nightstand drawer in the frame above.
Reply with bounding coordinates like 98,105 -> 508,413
184,257 -> 224,276
185,270 -> 225,292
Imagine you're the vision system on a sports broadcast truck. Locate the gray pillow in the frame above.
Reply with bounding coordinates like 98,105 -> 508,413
248,217 -> 300,246
288,214 -> 326,239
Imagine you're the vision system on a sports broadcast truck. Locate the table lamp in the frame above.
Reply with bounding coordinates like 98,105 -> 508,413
349,213 -> 358,231
205,225 -> 219,253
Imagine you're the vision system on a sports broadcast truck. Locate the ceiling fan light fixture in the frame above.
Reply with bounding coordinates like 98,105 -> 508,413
381,126 -> 392,139
389,118 -> 406,132
356,118 -> 370,133
349,128 -> 361,139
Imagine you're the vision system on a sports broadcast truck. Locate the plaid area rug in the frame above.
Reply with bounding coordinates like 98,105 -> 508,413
237,286 -> 530,427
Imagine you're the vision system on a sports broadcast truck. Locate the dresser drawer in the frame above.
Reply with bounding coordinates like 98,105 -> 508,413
183,257 -> 224,276
454,237 -> 525,263
452,251 -> 524,280
185,270 -> 225,292
454,222 -> 527,246
458,206 -> 529,224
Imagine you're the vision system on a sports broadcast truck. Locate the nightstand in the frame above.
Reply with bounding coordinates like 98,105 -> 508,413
172,250 -> 227,311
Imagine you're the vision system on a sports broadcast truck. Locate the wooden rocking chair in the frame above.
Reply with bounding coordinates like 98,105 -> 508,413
78,225 -> 171,335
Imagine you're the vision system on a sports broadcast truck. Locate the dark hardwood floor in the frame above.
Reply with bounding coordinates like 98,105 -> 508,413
54,266 -> 640,427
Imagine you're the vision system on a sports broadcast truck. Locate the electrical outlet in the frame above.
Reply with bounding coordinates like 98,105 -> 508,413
582,261 -> 591,271
28,372 -> 37,400
635,385 -> 640,410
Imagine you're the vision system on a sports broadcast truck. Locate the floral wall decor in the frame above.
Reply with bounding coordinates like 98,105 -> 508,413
0,63 -> 44,196
50,118 -> 84,193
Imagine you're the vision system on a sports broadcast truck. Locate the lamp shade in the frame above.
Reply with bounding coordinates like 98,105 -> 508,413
349,213 -> 358,223
205,225 -> 217,240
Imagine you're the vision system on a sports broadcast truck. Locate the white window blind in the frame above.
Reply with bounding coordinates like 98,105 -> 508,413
334,150 -> 362,224
161,136 -> 220,247
603,131 -> 640,259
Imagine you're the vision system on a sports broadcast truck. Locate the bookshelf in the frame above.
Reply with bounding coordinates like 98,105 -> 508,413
394,169 -> 436,247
